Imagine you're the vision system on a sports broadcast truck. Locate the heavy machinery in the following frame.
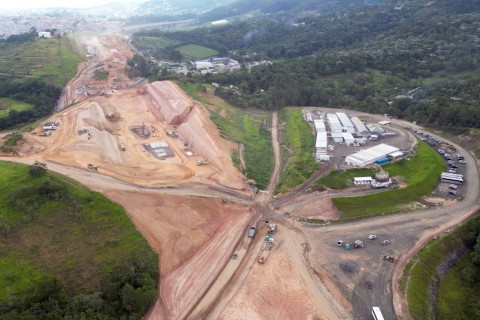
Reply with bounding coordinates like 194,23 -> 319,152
257,237 -> 274,264
87,164 -> 98,171
197,160 -> 209,165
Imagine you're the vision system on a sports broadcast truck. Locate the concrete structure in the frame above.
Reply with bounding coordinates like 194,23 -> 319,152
345,143 -> 399,167
354,177 -> 373,185
327,113 -> 343,133
314,119 -> 326,133
351,116 -> 370,137
336,112 -> 355,133
342,132 -> 355,145
366,123 -> 384,134
316,132 -> 328,156
38,31 -> 52,38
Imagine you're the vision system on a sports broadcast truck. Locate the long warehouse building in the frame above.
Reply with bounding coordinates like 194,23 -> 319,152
336,112 -> 355,133
327,113 -> 343,133
314,119 -> 326,133
345,143 -> 399,167
351,117 -> 369,137
316,132 -> 328,157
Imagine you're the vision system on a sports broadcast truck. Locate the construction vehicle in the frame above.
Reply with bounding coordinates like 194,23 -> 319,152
353,240 -> 364,248
267,224 -> 277,234
39,131 -> 51,137
197,160 -> 209,165
248,226 -> 256,238
119,143 -> 126,151
257,237 -> 274,264
87,164 -> 98,171
383,255 -> 396,263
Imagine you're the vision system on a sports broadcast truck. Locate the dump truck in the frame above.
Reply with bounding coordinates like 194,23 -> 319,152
87,164 -> 98,171
248,226 -> 256,238
257,237 -> 274,264
267,223 -> 277,234
119,143 -> 126,151
197,160 -> 209,165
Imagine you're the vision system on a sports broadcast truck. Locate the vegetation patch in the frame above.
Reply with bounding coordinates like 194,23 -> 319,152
404,214 -> 480,320
0,161 -> 157,319
277,108 -> 319,193
94,69 -> 109,81
176,44 -> 218,59
0,36 -> 82,87
133,36 -> 179,50
177,81 -> 272,189
333,140 -> 445,220
316,168 -> 374,190
0,98 -> 32,118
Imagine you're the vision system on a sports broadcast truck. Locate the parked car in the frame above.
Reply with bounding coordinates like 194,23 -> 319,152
450,164 -> 458,169
449,184 -> 458,190
380,240 -> 390,245
368,235 -> 377,240
448,169 -> 457,174
390,184 -> 399,189
459,159 -> 466,164
337,240 -> 343,247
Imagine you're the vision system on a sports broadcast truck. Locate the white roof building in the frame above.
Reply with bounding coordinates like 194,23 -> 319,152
345,143 -> 399,167
314,119 -> 326,133
38,31 -> 51,38
351,117 -> 369,136
331,132 -> 344,143
336,112 -> 355,133
195,61 -> 214,70
342,132 -> 355,144
366,123 -> 384,134
316,132 -> 328,155
327,113 -> 343,133
354,177 -> 373,185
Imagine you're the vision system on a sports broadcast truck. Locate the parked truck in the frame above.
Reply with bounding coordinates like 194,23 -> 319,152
248,226 -> 256,238
257,237 -> 274,264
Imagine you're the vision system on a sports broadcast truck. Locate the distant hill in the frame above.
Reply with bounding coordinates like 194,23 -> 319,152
137,0 -> 237,15
200,0 -> 389,22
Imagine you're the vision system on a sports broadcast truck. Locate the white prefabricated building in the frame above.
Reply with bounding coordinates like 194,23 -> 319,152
336,112 -> 355,133
342,132 -> 355,145
351,116 -> 370,137
331,132 -> 344,143
316,132 -> 328,155
314,119 -> 326,133
327,113 -> 343,133
345,143 -> 399,167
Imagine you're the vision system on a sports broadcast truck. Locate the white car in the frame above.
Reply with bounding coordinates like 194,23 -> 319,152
368,235 -> 377,240
337,240 -> 343,247
380,240 -> 390,245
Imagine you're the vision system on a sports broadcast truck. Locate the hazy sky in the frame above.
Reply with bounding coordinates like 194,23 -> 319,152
0,0 -> 139,10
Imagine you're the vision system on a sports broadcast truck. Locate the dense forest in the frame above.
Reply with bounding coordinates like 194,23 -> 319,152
133,0 -> 480,132
0,78 -> 61,130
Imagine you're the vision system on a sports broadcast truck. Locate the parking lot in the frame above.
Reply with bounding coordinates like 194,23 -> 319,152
415,130 -> 466,199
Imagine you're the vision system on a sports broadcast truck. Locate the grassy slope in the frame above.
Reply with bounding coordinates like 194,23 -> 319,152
277,108 -> 319,193
333,140 -> 445,220
0,161 -> 157,302
176,81 -> 273,189
176,44 -> 219,59
0,37 -> 82,87
0,98 -> 32,118
316,168 -> 374,189
405,215 -> 480,320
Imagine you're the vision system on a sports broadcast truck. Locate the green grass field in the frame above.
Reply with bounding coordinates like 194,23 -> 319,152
333,140 -> 445,220
0,37 -> 82,87
133,36 -> 179,50
176,44 -> 218,59
176,81 -> 273,189
316,168 -> 374,189
277,108 -> 319,193
0,161 -> 157,317
0,98 -> 32,118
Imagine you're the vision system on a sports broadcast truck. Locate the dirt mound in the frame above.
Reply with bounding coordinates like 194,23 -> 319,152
147,81 -> 192,125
